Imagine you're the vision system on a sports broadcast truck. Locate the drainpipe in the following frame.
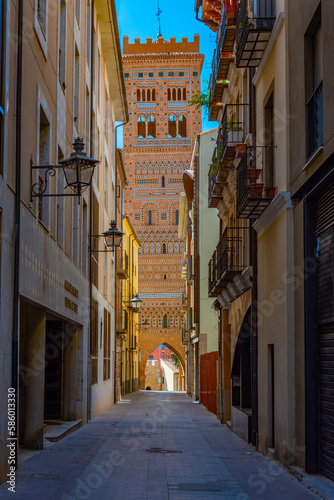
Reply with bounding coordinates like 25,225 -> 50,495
12,0 -> 23,468
87,0 -> 95,422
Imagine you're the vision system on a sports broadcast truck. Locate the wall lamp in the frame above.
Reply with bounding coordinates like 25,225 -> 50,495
125,294 -> 143,313
30,138 -> 99,201
89,220 -> 124,253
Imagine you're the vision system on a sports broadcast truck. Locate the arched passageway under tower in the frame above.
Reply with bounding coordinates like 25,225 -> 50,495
139,333 -> 185,391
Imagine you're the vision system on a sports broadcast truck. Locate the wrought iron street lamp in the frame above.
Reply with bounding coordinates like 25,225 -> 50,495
126,294 -> 143,313
30,137 -> 99,200
89,220 -> 124,253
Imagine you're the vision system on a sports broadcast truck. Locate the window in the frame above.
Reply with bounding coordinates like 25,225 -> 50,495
138,115 -> 146,138
57,147 -> 64,246
162,176 -> 165,187
104,158 -> 109,209
72,193 -> 79,264
163,314 -> 168,328
183,88 -> 186,100
92,194 -> 99,287
178,115 -> 187,137
148,210 -> 152,226
103,309 -> 111,380
74,44 -> 80,128
162,243 -> 166,254
104,87 -> 109,142
168,115 -> 177,138
97,49 -> 101,107
58,0 -> 66,89
137,89 -> 141,101
85,86 -> 90,145
38,106 -> 51,226
86,1 -> 91,65
0,0 -> 5,175
306,17 -> 323,159
264,92 -> 274,189
90,299 -> 98,384
37,0 -> 47,36
82,201 -> 88,274
75,0 -> 80,24
175,210 -> 179,225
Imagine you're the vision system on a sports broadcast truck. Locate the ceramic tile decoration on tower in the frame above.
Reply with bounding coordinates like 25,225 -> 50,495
122,34 -> 204,390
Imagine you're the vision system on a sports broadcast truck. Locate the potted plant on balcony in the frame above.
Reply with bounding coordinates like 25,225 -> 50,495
265,187 -> 276,198
236,143 -> 247,158
247,168 -> 262,180
248,183 -> 263,198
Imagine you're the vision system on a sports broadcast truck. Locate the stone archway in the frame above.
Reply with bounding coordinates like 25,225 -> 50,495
138,329 -> 185,390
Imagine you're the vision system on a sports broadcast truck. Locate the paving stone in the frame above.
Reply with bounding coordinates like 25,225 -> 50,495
0,392 -> 325,499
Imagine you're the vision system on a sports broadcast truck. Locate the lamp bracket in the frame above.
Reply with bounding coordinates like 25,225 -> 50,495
88,234 -> 115,253
30,158 -> 82,201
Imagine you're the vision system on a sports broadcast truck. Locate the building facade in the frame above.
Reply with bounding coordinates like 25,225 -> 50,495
122,35 -> 204,390
121,216 -> 140,394
0,0 -> 127,483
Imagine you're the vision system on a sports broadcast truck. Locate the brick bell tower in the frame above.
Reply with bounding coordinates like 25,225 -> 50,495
122,34 -> 204,390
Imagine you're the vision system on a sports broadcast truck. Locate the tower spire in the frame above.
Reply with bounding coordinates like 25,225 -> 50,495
156,0 -> 163,39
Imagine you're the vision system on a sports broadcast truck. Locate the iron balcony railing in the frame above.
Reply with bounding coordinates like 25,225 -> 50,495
307,81 -> 323,159
208,103 -> 248,207
208,226 -> 249,297
236,147 -> 277,219
235,0 -> 275,68
208,3 -> 237,119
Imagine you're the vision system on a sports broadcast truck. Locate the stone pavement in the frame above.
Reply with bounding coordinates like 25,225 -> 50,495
0,391 -> 325,499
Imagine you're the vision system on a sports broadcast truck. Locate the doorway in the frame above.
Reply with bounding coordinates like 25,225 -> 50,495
44,321 -> 63,419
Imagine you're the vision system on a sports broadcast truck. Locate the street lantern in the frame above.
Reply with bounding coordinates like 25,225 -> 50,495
30,137 -> 99,200
59,138 -> 98,193
129,294 -> 143,312
102,221 -> 124,250
89,220 -> 123,253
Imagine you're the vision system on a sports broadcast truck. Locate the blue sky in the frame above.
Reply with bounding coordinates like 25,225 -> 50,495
115,0 -> 218,144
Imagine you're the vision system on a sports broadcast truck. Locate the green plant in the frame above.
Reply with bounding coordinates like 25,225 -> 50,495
171,354 -> 180,369
188,80 -> 210,114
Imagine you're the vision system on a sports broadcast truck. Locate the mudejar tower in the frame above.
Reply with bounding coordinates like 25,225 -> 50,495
122,34 -> 204,389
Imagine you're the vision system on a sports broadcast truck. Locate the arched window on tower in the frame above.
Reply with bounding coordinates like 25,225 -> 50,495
138,115 -> 146,138
168,115 -> 177,138
137,89 -> 141,101
163,314 -> 168,328
147,115 -> 156,138
142,89 -> 146,101
162,243 -> 166,254
175,209 -> 179,225
183,88 -> 186,100
167,88 -> 171,101
177,88 -> 182,101
172,88 -> 176,101
178,115 -> 187,137
148,210 -> 152,226
162,176 -> 165,187
147,89 -> 151,101
152,89 -> 156,101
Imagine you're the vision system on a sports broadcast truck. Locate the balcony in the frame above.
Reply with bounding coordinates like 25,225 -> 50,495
208,226 -> 249,297
208,3 -> 237,121
307,81 -> 323,159
208,103 -> 248,208
187,255 -> 194,285
186,307 -> 194,332
236,147 -> 276,219
235,0 -> 275,68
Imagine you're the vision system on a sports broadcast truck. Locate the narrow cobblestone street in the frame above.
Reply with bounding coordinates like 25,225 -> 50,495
0,392 -> 323,500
